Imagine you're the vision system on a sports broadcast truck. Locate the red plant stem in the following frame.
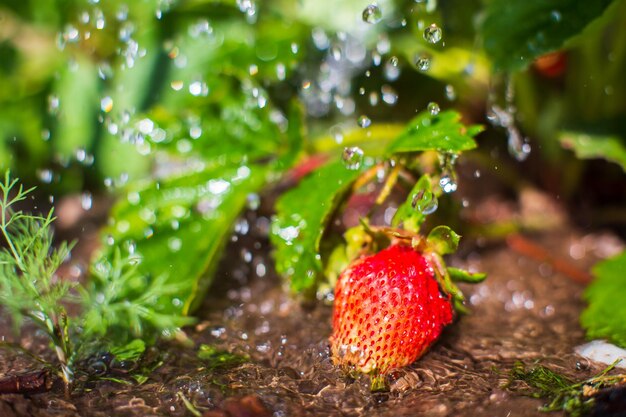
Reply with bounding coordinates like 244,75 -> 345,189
506,234 -> 593,285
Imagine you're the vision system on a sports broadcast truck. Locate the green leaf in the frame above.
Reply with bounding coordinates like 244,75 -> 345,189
426,225 -> 460,255
581,251 -> 626,348
197,344 -> 248,371
481,0 -> 615,72
386,110 -> 482,155
560,131 -> 626,172
110,339 -> 146,363
270,159 -> 368,292
53,58 -> 99,159
448,267 -> 487,283
104,163 -> 271,316
392,174 -> 435,233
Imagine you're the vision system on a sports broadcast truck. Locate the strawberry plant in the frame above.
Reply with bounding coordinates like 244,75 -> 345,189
270,108 -> 486,388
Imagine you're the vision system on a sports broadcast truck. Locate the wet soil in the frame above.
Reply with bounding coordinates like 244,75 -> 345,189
0,183 -> 624,416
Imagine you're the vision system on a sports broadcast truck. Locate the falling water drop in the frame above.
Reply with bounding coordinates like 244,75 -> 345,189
48,95 -> 60,115
81,192 -> 93,210
383,57 -> 401,81
342,147 -> 364,170
445,84 -> 456,101
415,54 -> 431,71
439,175 -> 457,193
423,24 -> 442,44
100,96 -> 113,113
330,126 -> 344,144
507,128 -> 531,162
369,92 -> 379,106
381,85 -> 398,105
362,4 -> 382,24
357,115 -> 372,128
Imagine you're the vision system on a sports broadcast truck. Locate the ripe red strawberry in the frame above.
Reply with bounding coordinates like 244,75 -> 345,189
330,243 -> 454,384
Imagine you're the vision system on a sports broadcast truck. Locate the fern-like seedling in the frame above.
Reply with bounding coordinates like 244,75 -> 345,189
0,171 -> 76,389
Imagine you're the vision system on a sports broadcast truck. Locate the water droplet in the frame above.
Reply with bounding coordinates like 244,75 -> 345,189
119,22 -> 134,42
381,85 -> 398,105
48,95 -> 60,115
369,91 -> 379,106
170,80 -> 184,91
357,115 -> 372,128
237,0 -> 257,22
342,147 -> 364,170
412,190 -> 438,214
423,24 -> 442,44
98,62 -> 113,80
138,118 -> 154,135
439,174 -> 457,193
425,0 -> 438,13
372,51 -> 382,66
330,44 -> 342,61
246,193 -> 260,210
445,84 -> 456,101
93,8 -> 105,30
415,54 -> 431,71
37,169 -> 54,184
116,4 -> 129,21
249,64 -> 259,76
168,237 -> 182,252
188,19 -> 213,38
383,57 -> 401,81
275,62 -> 286,80
81,192 -> 93,210
507,128 -> 531,161
79,11 -> 90,24
100,96 -> 113,113
189,80 -> 208,96
362,4 -> 382,24
376,34 -> 391,54
176,139 -> 192,153
187,125 -> 201,140
330,125 -> 344,144
427,102 -> 440,115
550,10 -> 562,22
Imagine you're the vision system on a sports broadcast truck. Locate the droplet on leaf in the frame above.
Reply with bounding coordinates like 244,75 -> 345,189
427,102 -> 440,115
412,190 -> 438,214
